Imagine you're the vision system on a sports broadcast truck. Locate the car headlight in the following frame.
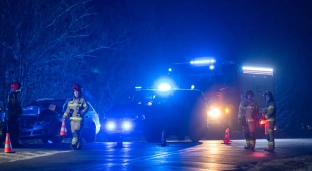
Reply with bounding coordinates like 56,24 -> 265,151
208,108 -> 221,118
106,121 -> 116,131
121,121 -> 132,131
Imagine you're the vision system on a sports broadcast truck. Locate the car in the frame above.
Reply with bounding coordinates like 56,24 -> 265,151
19,98 -> 101,143
104,88 -> 208,142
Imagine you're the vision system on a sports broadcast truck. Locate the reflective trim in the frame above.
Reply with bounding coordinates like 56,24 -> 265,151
268,106 -> 274,109
241,106 -> 256,109
63,113 -> 68,118
68,103 -> 82,107
70,117 -> 82,121
72,137 -> 78,143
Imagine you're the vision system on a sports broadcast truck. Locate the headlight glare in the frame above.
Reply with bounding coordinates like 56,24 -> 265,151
208,108 -> 221,118
106,121 -> 116,131
122,121 -> 132,131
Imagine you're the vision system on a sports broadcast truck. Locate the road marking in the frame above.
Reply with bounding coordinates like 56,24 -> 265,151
0,150 -> 70,163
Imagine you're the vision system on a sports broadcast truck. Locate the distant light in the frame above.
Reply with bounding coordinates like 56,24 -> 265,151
209,65 -> 215,70
168,68 -> 172,72
158,83 -> 171,91
242,66 -> 273,76
191,85 -> 195,89
135,86 -> 142,89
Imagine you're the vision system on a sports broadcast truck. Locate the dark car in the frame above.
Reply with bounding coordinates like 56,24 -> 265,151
19,98 -> 100,143
104,88 -> 208,142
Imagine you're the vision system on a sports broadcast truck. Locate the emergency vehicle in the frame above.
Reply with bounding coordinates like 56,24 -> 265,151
165,57 -> 274,138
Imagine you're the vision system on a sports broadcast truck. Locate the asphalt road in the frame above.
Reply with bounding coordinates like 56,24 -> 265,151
0,139 -> 312,171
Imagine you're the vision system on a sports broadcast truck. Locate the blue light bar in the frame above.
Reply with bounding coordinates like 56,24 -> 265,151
158,83 -> 171,91
190,57 -> 216,65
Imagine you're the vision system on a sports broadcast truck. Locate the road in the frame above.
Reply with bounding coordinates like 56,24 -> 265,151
0,139 -> 312,171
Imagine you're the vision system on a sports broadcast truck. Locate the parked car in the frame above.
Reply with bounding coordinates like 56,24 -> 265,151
19,98 -> 101,143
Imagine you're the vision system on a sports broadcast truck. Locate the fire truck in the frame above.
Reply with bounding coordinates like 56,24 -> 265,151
166,57 -> 274,138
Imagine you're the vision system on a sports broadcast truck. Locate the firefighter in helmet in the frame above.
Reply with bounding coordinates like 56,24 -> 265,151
262,91 -> 276,151
238,90 -> 259,150
62,84 -> 88,150
7,82 -> 23,148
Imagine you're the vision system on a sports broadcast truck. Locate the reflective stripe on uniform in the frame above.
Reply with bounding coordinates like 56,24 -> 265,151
241,106 -> 256,109
70,117 -> 82,121
72,137 -> 78,144
268,106 -> 274,109
68,103 -> 82,107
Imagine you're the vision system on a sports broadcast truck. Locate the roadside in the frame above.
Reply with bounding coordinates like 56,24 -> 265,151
245,155 -> 312,171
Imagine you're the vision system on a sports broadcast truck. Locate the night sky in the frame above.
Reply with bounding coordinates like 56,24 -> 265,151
120,0 -> 312,69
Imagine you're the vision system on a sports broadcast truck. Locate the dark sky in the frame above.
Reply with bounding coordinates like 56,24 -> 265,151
122,0 -> 312,71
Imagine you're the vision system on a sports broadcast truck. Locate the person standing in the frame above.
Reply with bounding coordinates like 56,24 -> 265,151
262,91 -> 276,152
7,82 -> 23,148
238,90 -> 259,150
62,84 -> 88,150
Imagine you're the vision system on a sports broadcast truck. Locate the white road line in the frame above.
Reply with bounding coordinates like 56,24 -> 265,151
0,150 -> 70,163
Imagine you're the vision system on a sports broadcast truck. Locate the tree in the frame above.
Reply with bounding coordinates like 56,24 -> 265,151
0,0 -> 132,119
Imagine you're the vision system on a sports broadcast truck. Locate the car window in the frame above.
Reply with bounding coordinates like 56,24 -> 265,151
25,101 -> 64,114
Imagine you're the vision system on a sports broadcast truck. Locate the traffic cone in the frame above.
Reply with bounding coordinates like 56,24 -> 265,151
221,128 -> 231,144
116,133 -> 123,148
60,119 -> 67,137
4,133 -> 13,153
160,130 -> 166,147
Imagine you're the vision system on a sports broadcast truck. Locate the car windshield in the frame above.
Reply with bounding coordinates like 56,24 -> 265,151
131,90 -> 205,107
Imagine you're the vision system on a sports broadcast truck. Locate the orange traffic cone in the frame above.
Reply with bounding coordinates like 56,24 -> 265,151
221,128 -> 231,144
4,133 -> 13,153
160,130 -> 166,147
60,119 -> 67,137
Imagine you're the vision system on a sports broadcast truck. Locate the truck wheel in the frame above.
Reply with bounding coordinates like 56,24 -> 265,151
189,131 -> 202,142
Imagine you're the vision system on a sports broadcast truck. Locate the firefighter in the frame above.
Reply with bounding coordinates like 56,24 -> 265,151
263,91 -> 276,152
62,84 -> 88,150
238,90 -> 259,150
7,82 -> 23,148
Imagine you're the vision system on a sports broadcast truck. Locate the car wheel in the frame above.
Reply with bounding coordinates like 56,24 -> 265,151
41,124 -> 63,144
83,123 -> 96,142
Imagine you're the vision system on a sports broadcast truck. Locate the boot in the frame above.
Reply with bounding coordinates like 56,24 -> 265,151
70,144 -> 77,150
76,141 -> 82,150
244,146 -> 250,149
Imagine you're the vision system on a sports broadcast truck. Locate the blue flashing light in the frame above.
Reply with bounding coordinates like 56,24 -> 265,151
209,65 -> 215,70
191,85 -> 195,89
168,68 -> 172,72
190,57 -> 216,65
158,83 -> 171,91
135,86 -> 142,89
